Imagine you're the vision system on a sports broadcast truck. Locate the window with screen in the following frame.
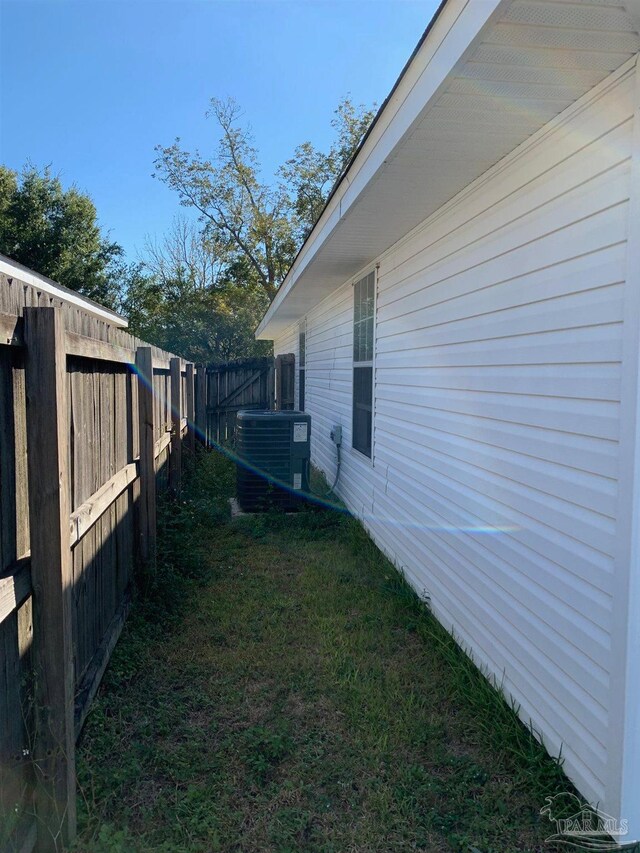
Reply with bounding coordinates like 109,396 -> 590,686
352,271 -> 375,458
299,325 -> 306,411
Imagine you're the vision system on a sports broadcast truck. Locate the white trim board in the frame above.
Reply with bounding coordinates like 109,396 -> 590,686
0,256 -> 128,327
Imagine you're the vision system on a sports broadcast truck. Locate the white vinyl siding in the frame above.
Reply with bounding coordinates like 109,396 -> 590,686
273,66 -> 635,815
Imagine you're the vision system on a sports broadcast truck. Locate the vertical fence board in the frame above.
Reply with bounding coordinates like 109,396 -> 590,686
24,307 -> 76,851
196,365 -> 206,446
169,358 -> 181,496
0,348 -> 16,572
136,347 -> 156,568
186,363 -> 195,454
12,351 -> 29,560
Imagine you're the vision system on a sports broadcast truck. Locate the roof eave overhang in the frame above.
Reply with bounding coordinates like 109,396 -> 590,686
256,0 -> 490,340
257,0 -> 640,340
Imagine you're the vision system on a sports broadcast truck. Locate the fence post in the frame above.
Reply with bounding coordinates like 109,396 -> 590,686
267,357 -> 275,411
196,364 -> 207,447
274,355 -> 282,411
135,347 -> 156,567
169,357 -> 182,495
186,362 -> 195,454
23,306 -> 77,851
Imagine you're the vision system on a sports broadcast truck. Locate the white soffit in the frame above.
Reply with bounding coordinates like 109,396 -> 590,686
258,0 -> 640,339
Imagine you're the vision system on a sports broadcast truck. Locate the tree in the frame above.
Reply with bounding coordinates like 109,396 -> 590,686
125,271 -> 271,363
154,98 -> 296,301
145,94 -> 375,362
0,165 -> 124,309
153,95 -> 376,301
279,96 -> 377,241
124,219 -> 270,362
142,217 -> 225,293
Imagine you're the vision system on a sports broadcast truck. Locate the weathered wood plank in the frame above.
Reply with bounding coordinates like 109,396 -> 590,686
275,353 -> 295,411
0,348 -> 17,576
154,431 -> 171,460
13,351 -> 29,561
113,367 -> 131,604
0,609 -> 36,852
169,358 -> 182,496
74,592 -> 131,738
65,332 -> 135,365
0,558 -> 32,625
216,368 -> 265,408
23,306 -> 77,850
196,364 -> 207,446
267,360 -> 275,410
0,311 -> 23,346
186,363 -> 195,454
69,462 -> 139,547
136,347 -> 156,567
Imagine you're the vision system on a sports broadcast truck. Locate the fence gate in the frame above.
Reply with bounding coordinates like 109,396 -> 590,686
205,356 -> 274,445
275,353 -> 295,411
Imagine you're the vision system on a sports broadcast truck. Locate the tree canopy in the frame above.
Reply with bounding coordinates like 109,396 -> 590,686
129,93 -> 375,361
153,95 -> 376,302
0,94 -> 375,362
0,165 -> 124,309
278,97 -> 376,241
123,218 -> 271,362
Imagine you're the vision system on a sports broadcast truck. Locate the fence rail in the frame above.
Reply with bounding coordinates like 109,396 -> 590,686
0,268 -> 200,852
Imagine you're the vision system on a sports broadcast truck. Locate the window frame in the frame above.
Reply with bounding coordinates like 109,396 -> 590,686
298,319 -> 306,412
352,269 -> 376,460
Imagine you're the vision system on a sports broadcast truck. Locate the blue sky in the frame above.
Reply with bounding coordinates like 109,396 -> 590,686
0,0 -> 438,261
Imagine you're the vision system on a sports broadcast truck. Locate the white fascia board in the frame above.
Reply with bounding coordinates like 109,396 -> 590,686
256,0 -> 505,340
0,255 -> 128,327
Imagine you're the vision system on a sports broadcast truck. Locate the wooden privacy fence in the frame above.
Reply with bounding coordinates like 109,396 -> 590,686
200,355 -> 303,446
204,356 -> 274,445
0,266 -> 206,852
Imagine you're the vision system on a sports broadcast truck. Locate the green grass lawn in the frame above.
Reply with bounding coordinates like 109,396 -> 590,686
76,449 -> 578,852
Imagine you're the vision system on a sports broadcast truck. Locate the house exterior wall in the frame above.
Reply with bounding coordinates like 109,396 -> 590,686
273,64 -> 637,825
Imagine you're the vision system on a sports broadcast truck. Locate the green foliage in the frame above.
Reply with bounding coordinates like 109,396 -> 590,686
279,96 -> 377,241
123,256 -> 271,362
0,95 -> 375,363
0,164 -> 123,309
0,95 -> 375,362
140,94 -> 375,361
77,450 -> 579,853
242,724 -> 294,784
154,97 -> 297,302
153,96 -> 375,299
124,219 -> 272,362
